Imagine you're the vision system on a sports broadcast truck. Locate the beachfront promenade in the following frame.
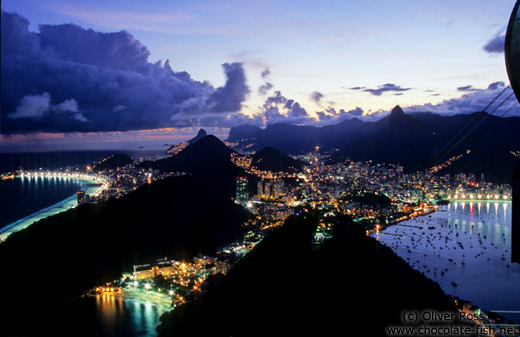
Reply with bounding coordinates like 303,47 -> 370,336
0,171 -> 109,242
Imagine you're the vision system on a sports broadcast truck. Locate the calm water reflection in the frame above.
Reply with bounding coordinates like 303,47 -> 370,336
54,292 -> 171,337
374,202 -> 520,322
0,176 -> 84,228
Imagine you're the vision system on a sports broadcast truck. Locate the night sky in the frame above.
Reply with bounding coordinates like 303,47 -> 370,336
1,0 -> 518,150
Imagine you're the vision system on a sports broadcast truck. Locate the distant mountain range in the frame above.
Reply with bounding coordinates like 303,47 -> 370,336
227,106 -> 520,183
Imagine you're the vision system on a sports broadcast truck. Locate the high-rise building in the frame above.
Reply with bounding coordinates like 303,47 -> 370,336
77,189 -> 86,204
235,176 -> 249,205
257,179 -> 265,196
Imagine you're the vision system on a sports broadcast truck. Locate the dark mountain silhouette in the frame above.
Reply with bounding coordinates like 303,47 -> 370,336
339,105 -> 436,171
92,153 -> 134,171
188,128 -> 207,145
166,128 -> 208,153
226,124 -> 262,142
341,107 -> 520,181
145,135 -> 234,173
228,107 -> 520,182
251,147 -> 305,173
157,212 -> 459,337
227,119 -> 364,154
0,175 -> 249,336
140,135 -> 255,199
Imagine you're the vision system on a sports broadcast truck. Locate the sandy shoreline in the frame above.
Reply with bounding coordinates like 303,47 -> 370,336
0,177 -> 104,243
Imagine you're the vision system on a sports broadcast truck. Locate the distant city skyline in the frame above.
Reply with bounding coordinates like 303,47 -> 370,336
1,0 -> 519,150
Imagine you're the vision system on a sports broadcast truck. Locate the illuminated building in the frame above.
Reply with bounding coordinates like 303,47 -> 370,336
235,176 -> 249,205
77,189 -> 86,204
257,179 -> 266,196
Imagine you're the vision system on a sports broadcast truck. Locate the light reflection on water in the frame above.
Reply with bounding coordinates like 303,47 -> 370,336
0,176 -> 85,229
92,292 -> 170,337
374,201 -> 520,322
54,292 -> 172,337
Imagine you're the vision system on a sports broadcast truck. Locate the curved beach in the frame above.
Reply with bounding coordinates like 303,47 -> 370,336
0,177 -> 104,242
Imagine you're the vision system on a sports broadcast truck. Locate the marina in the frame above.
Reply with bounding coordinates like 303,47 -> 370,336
374,201 -> 520,322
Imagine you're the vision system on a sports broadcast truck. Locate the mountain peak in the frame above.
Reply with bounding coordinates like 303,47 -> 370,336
384,104 -> 423,133
188,128 -> 208,145
390,105 -> 405,117
144,135 -> 234,172
192,135 -> 228,150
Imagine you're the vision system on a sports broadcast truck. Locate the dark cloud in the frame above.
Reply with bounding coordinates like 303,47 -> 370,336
1,10 -> 249,133
206,63 -> 250,113
487,81 -> 504,91
457,85 -> 476,92
346,107 -> 364,116
424,89 -> 440,96
258,67 -> 273,95
483,33 -> 505,54
315,107 -> 364,125
260,91 -> 314,124
258,82 -> 274,95
6,92 -> 88,123
310,91 -> 324,105
261,68 -> 271,79
407,81 -> 520,116
362,83 -> 411,96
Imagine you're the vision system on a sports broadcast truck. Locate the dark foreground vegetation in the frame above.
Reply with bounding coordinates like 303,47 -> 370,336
0,175 -> 248,336
158,211 -> 459,337
345,190 -> 392,207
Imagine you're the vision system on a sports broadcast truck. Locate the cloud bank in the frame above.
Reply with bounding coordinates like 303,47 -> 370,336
257,91 -> 315,125
310,91 -> 324,105
2,10 -> 517,136
350,83 -> 411,96
258,68 -> 273,95
407,82 -> 520,116
483,33 -> 505,54
1,10 -> 249,133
